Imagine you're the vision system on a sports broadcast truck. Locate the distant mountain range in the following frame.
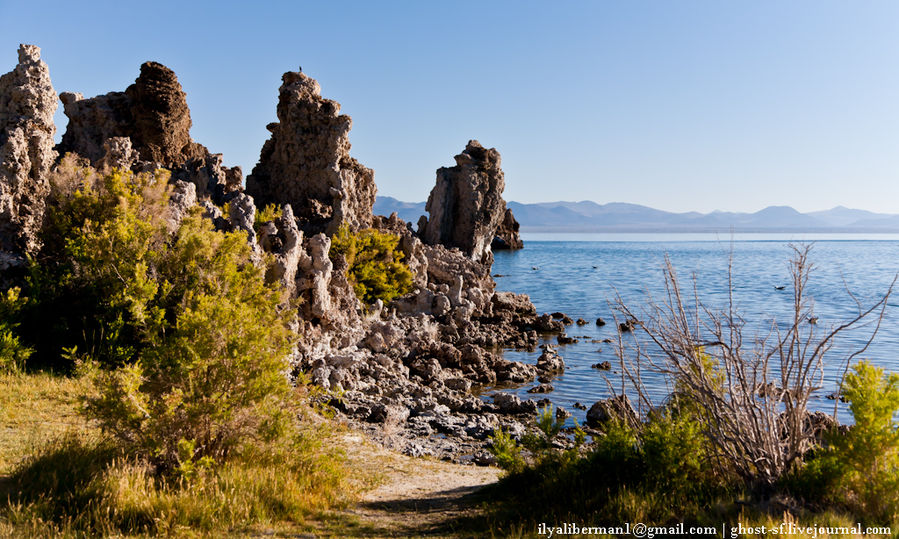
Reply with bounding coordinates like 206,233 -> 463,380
373,196 -> 899,233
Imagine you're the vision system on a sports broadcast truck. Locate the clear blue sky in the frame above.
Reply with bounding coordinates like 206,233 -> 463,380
2,1 -> 898,213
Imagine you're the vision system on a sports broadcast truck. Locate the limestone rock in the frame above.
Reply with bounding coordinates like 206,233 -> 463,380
167,180 -> 197,231
586,395 -> 639,429
246,69 -> 376,235
536,344 -> 565,375
96,136 -> 139,171
419,140 -> 507,263
124,62 -> 194,165
491,207 -> 523,250
261,204 -> 303,295
58,62 -> 241,203
0,44 -> 58,262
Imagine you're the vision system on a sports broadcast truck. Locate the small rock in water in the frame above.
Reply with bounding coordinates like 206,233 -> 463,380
591,361 -> 612,370
557,334 -> 578,345
618,320 -> 636,333
596,317 -> 607,326
555,407 -> 571,420
573,402 -> 587,411
576,318 -> 588,326
527,383 -> 554,394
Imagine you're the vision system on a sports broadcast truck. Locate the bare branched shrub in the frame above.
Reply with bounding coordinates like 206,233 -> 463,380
613,244 -> 894,488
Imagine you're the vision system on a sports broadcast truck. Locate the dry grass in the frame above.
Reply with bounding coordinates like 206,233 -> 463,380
0,372 -> 359,538
0,371 -> 95,475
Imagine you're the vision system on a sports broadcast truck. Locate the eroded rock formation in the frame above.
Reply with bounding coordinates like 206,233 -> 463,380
0,44 -> 57,266
0,47 -> 572,464
419,140 -> 507,263
491,206 -> 523,250
58,62 -> 240,204
246,69 -> 376,235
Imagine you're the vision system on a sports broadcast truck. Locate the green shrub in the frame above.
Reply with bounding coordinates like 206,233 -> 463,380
16,163 -> 297,471
0,287 -> 33,372
484,403 -> 732,528
23,163 -> 172,369
254,203 -> 283,233
329,225 -> 413,306
81,211 -> 296,470
488,427 -> 525,473
789,361 -> 899,522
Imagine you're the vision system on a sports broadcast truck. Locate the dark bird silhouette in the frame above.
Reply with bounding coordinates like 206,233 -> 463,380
774,285 -> 786,290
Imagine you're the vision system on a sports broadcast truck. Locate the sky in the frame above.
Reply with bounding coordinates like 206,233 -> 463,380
2,1 -> 898,214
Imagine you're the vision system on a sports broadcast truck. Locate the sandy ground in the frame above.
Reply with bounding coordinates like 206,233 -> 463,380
332,431 -> 502,538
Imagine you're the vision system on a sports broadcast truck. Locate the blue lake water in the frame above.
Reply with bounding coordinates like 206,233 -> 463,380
490,235 -> 899,425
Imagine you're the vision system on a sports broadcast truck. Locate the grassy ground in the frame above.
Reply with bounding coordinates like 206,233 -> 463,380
0,372 -> 503,538
0,372 -> 357,537
0,371 -> 93,476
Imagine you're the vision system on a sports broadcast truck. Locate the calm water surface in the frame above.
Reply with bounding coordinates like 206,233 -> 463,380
490,235 -> 899,424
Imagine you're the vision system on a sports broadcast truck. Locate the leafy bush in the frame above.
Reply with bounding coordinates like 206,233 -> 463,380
788,361 -> 899,522
81,211 -> 296,470
253,203 -> 283,233
0,287 -> 33,372
484,404 -> 730,528
329,225 -> 413,305
23,163 -> 172,369
18,163 -> 297,471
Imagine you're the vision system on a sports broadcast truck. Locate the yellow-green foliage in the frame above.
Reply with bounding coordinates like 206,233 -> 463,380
78,211 -> 296,470
25,163 -> 173,368
0,288 -> 32,372
485,404 -> 729,529
791,361 -> 899,522
21,164 -> 297,471
329,225 -> 413,306
254,202 -> 283,232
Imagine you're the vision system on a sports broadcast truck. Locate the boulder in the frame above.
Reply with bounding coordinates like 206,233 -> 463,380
0,44 -> 57,264
419,140 -> 507,263
246,69 -> 375,235
586,394 -> 639,429
536,344 -> 565,375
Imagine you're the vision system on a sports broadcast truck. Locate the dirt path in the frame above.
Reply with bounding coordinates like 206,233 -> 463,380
331,431 -> 501,538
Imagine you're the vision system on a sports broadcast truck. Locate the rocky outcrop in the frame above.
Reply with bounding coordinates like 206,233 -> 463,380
123,62 -> 195,165
58,62 -> 239,205
419,140 -> 507,263
1,49 -> 569,465
491,207 -> 523,250
0,44 -> 57,266
59,61 -> 199,167
59,62 -> 192,166
246,70 -> 376,235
